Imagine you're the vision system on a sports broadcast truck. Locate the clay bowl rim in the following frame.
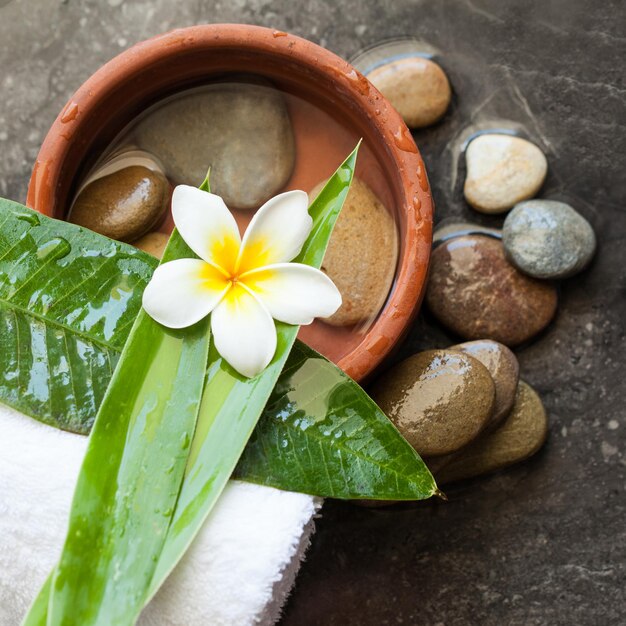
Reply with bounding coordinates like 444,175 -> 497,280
26,23 -> 433,383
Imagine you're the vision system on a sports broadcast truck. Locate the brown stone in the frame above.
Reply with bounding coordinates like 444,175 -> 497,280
426,235 -> 558,346
436,381 -> 548,484
311,178 -> 398,326
450,339 -> 519,427
133,231 -> 169,259
367,57 -> 451,128
370,349 -> 495,457
70,166 -> 169,242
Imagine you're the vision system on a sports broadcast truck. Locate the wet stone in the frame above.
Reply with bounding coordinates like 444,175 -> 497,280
70,166 -> 169,243
370,349 -> 495,457
426,235 -> 558,346
312,178 -> 398,326
464,134 -> 548,214
367,57 -> 451,128
133,81 -> 295,209
133,231 -> 169,259
435,381 -> 549,484
450,339 -> 519,427
503,199 -> 597,279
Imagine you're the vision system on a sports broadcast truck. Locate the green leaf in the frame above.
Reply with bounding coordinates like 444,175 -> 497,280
146,144 -> 361,597
235,341 -> 436,500
0,199 -> 157,433
24,228 -> 211,624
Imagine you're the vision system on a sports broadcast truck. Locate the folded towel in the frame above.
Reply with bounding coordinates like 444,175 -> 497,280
0,403 -> 321,626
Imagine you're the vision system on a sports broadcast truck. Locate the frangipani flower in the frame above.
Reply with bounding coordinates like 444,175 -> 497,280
142,186 -> 342,378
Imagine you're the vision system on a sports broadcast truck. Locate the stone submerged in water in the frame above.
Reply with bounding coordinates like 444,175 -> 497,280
311,178 -> 398,326
503,199 -> 597,279
426,235 -> 558,346
449,339 -> 519,428
133,81 -> 295,209
133,231 -> 169,259
435,381 -> 548,484
463,134 -> 548,214
70,166 -> 170,243
366,56 -> 451,128
370,349 -> 495,457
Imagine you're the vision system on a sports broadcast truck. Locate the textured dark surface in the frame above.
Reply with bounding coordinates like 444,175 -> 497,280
0,1 -> 624,625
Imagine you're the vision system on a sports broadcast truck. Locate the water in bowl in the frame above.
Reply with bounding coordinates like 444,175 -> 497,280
70,76 -> 401,366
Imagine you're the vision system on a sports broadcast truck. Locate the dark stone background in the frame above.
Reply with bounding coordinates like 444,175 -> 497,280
1,1 -> 624,624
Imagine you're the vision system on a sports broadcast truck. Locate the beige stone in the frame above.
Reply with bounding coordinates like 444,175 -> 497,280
133,231 -> 169,259
368,57 -> 451,128
463,134 -> 547,214
311,178 -> 398,326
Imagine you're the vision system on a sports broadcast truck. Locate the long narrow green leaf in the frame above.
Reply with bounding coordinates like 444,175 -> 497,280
146,145 -> 360,596
235,341 -> 436,500
24,231 -> 211,625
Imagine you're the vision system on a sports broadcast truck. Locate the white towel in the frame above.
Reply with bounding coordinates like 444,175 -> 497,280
0,403 -> 321,626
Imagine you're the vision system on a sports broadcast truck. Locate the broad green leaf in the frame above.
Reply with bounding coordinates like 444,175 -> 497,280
146,145 -> 361,597
0,199 -> 157,433
25,229 -> 211,625
235,341 -> 436,500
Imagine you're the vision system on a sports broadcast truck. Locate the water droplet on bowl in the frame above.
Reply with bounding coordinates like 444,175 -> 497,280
416,162 -> 430,192
392,126 -> 418,153
60,101 -> 79,123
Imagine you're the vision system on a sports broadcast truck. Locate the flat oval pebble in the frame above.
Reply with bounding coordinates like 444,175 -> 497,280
133,231 -> 169,259
367,57 -> 451,128
370,349 -> 495,457
433,221 -> 501,244
70,166 -> 169,242
450,339 -> 519,427
503,199 -> 596,279
464,134 -> 548,214
435,381 -> 548,484
311,178 -> 398,326
426,235 -> 558,346
133,80 -> 295,209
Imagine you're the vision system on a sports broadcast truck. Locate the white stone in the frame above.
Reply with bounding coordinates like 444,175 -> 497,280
463,134 -> 548,214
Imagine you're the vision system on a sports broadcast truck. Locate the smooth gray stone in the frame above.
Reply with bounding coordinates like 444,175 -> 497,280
133,80 -> 295,209
503,199 -> 596,279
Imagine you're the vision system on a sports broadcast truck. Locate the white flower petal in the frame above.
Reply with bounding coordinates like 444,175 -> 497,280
236,190 -> 311,273
172,185 -> 241,272
242,263 -> 342,325
211,284 -> 277,378
143,259 -> 229,329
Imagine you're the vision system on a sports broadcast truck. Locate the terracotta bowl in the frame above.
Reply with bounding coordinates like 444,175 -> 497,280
27,24 -> 433,382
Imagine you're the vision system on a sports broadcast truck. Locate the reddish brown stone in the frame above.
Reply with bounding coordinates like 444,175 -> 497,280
426,235 -> 557,346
